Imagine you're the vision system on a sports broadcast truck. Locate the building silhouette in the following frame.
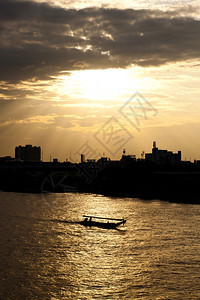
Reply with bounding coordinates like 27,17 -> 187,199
15,145 -> 41,162
145,141 -> 181,165
121,149 -> 136,163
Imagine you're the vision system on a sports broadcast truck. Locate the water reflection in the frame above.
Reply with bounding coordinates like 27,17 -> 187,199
0,191 -> 199,299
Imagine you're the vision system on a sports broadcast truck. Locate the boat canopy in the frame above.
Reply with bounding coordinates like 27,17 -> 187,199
83,215 -> 125,221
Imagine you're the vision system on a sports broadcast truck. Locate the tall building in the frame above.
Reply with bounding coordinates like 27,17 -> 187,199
145,141 -> 181,165
15,145 -> 41,162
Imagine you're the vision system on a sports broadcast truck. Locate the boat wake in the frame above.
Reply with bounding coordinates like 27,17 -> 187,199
50,216 -> 127,230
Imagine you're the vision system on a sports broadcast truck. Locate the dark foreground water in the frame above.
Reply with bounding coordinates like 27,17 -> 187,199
0,191 -> 199,299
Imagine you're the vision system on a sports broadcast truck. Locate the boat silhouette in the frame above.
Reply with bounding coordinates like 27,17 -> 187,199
80,215 -> 126,229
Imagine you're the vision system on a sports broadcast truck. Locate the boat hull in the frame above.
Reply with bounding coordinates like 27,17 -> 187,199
80,220 -> 124,229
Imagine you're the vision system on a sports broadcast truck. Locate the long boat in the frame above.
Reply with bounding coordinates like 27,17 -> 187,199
80,215 -> 126,229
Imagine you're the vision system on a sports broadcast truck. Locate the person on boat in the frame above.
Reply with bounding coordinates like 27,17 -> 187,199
84,217 -> 88,223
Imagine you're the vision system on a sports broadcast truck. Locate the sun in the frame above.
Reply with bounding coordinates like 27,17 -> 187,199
75,69 -> 129,100
59,68 -> 142,101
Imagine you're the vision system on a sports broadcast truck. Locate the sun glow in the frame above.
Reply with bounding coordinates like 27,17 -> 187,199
59,68 -> 149,101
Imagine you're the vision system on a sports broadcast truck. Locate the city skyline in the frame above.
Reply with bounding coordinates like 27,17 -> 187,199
0,0 -> 200,161
0,141 -> 185,164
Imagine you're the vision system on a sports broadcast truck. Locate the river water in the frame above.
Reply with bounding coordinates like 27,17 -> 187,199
0,191 -> 199,299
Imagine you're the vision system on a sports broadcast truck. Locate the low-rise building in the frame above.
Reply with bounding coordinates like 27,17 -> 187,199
145,141 -> 181,165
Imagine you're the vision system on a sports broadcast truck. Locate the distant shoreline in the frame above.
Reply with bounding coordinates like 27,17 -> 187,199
1,160 -> 200,204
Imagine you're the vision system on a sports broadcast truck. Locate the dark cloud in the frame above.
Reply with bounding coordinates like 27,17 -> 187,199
0,0 -> 200,82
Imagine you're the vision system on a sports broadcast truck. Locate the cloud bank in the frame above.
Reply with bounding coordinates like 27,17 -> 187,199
0,0 -> 200,82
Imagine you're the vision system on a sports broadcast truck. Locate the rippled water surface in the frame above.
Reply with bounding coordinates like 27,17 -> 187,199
0,191 -> 199,299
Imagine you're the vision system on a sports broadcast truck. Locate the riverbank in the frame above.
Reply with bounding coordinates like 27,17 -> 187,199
0,160 -> 200,204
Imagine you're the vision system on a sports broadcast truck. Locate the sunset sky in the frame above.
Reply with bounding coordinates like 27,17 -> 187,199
0,0 -> 200,162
